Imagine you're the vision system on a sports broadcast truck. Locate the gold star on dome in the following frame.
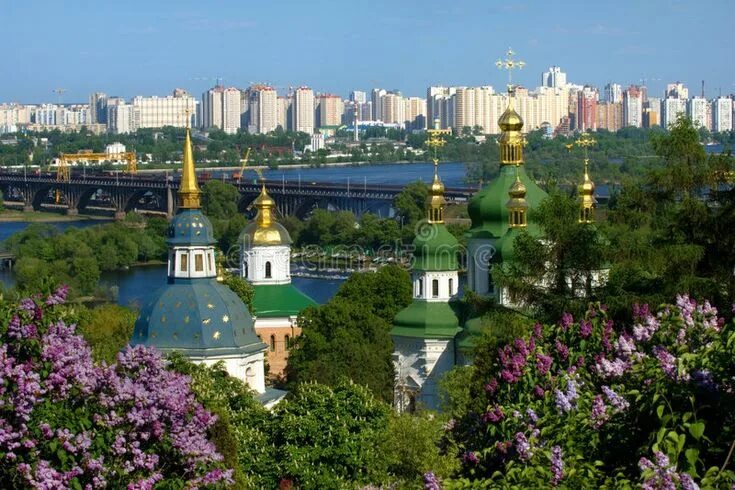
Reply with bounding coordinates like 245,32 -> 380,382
207,303 -> 214,309
213,331 -> 221,340
222,315 -> 230,323
202,318 -> 211,325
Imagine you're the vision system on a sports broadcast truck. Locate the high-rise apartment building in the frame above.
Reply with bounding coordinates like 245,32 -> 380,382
576,86 -> 598,131
107,103 -> 135,134
316,94 -> 344,127
371,88 -> 387,121
201,86 -> 224,129
132,90 -> 197,129
542,66 -> 567,88
89,92 -> 108,124
381,92 -> 405,125
604,83 -> 622,104
0,103 -> 31,134
662,97 -> 687,128
687,97 -> 709,129
665,82 -> 688,100
404,96 -> 427,131
597,102 -> 623,131
350,91 -> 367,104
276,96 -> 291,131
712,97 -> 733,132
246,85 -> 278,134
200,86 -> 239,133
222,87 -> 241,134
292,87 -> 315,134
643,97 -> 661,128
623,86 -> 643,128
426,86 -> 456,129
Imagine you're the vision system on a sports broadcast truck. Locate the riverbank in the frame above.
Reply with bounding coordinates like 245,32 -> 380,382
0,209 -> 113,223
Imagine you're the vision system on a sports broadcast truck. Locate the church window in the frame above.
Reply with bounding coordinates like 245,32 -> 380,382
180,253 -> 188,272
246,366 -> 254,383
432,279 -> 439,298
244,263 -> 248,278
195,254 -> 204,272
285,334 -> 291,349
265,261 -> 272,278
449,278 -> 454,295
418,278 -> 423,296
207,253 -> 213,272
270,334 -> 276,352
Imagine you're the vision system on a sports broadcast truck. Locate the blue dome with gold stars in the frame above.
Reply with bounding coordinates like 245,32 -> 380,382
167,209 -> 215,246
132,278 -> 265,357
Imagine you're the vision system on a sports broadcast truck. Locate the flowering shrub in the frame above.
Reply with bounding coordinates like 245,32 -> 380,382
0,286 -> 233,489
446,295 -> 735,488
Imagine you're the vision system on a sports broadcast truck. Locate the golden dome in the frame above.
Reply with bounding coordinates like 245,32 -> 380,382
578,161 -> 595,196
498,106 -> 524,132
240,183 -> 292,246
426,162 -> 446,223
508,175 -> 527,199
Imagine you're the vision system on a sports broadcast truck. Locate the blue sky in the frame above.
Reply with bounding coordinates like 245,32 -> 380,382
2,0 -> 733,103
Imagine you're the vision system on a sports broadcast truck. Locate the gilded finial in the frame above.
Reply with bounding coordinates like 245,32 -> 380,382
496,47 -> 526,94
507,164 -> 528,228
425,118 -> 450,224
254,178 -> 275,228
178,106 -> 202,209
575,133 -> 597,223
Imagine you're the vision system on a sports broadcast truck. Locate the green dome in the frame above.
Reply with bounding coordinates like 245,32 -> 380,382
467,165 -> 547,239
167,209 -> 216,246
392,301 -> 461,339
492,227 -> 523,264
412,223 -> 459,271
132,278 -> 266,357
456,316 -> 484,351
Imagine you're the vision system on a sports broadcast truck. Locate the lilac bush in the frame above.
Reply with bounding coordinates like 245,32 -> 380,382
446,295 -> 735,487
0,286 -> 233,489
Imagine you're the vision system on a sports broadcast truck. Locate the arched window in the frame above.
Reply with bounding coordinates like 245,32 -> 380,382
195,254 -> 204,272
418,278 -> 423,297
270,334 -> 276,352
432,279 -> 439,298
285,334 -> 291,350
180,253 -> 188,272
265,261 -> 272,278
244,262 -> 248,278
245,366 -> 255,383
449,278 -> 454,296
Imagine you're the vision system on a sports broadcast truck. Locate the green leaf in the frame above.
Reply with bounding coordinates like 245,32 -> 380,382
689,422 -> 705,440
656,404 -> 665,419
685,448 -> 699,469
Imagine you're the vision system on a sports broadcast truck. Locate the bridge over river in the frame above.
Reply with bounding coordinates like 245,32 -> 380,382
0,172 -> 475,219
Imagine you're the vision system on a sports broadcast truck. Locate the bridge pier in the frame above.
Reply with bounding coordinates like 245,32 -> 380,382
23,204 -> 34,213
66,207 -> 79,216
114,210 -> 126,220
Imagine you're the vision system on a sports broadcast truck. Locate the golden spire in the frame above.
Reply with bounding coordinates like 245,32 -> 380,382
496,48 -> 526,166
506,165 -> 528,228
425,118 -> 451,223
575,132 -> 597,223
178,108 -> 202,209
254,179 -> 276,228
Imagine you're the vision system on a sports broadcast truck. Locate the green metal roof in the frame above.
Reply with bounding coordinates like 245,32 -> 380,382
411,223 -> 459,271
456,316 -> 484,351
392,301 -> 461,339
467,165 -> 547,239
252,283 -> 317,318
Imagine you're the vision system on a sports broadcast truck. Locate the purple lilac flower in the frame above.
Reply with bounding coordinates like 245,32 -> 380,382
639,451 -> 699,490
533,322 -> 543,339
615,335 -> 637,360
555,376 -> 579,413
551,446 -> 564,486
534,385 -> 545,398
591,395 -> 608,429
423,471 -> 442,490
555,340 -> 569,360
462,451 -> 479,465
514,432 -> 532,461
525,408 -> 538,424
653,346 -> 677,379
602,386 -> 629,412
602,320 -> 614,352
560,312 -> 573,331
483,405 -> 504,424
676,294 -> 696,328
579,320 -> 593,338
485,378 -> 498,394
536,353 -> 552,375
593,356 -> 628,379
45,285 -> 70,306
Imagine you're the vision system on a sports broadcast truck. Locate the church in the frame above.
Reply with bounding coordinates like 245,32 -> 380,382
238,183 -> 317,378
131,125 -> 268,395
392,81 -> 599,411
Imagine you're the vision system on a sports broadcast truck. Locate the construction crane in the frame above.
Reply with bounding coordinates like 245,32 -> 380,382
233,147 -> 252,181
57,150 -> 137,177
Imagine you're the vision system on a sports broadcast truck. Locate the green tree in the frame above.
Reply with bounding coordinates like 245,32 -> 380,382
202,180 -> 240,219
393,181 -> 428,228
335,265 -> 412,323
222,273 -> 254,312
76,304 -> 137,363
270,380 -> 390,489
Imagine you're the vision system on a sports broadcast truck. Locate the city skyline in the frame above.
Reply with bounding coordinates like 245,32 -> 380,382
3,0 -> 734,104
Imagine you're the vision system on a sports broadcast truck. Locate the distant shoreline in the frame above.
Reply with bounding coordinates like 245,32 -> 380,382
0,209 -> 112,223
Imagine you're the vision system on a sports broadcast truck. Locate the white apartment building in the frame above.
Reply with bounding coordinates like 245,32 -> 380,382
132,90 -> 196,129
107,104 -> 135,134
0,103 -> 31,133
222,87 -> 241,134
542,66 -> 567,88
350,91 -> 367,104
404,96 -> 427,130
604,83 -> 623,104
712,97 -> 733,132
665,82 -> 688,100
687,97 -> 709,129
623,87 -> 644,128
381,92 -> 405,126
662,97 -> 687,128
276,96 -> 290,131
292,87 -> 315,134
316,94 -> 344,127
247,86 -> 278,134
371,88 -> 387,121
